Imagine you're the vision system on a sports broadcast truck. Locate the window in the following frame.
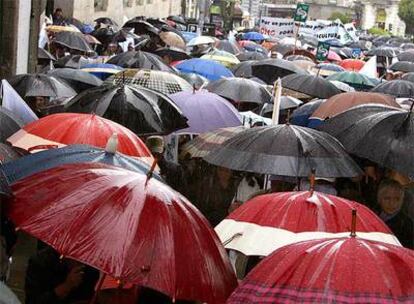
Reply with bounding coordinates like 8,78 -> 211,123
147,0 -> 153,4
123,0 -> 134,7
136,0 -> 144,5
94,0 -> 108,11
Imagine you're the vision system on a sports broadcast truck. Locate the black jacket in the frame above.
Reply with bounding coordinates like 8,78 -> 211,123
383,212 -> 414,249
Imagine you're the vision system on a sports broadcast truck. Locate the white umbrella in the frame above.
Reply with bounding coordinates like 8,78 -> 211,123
187,36 -> 215,47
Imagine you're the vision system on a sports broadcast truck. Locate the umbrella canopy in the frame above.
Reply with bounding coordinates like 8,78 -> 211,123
54,55 -> 96,69
94,17 -> 118,26
285,55 -> 314,62
237,52 -> 267,61
323,50 -> 342,62
105,69 -> 192,95
46,25 -> 80,33
398,50 -> 414,62
153,47 -> 190,62
178,72 -> 208,89
81,63 -> 123,80
339,59 -> 366,71
217,191 -> 399,256
180,126 -> 246,158
291,99 -> 325,126
7,113 -> 150,158
169,90 -> 242,134
176,58 -> 234,81
0,143 -> 25,163
204,124 -> 362,177
0,108 -> 24,143
215,39 -> 243,55
65,84 -> 188,135
366,46 -> 399,57
8,73 -> 76,98
311,92 -> 399,121
106,51 -> 174,72
252,59 -> 307,85
37,47 -> 56,61
389,61 -> 414,73
231,60 -> 255,78
8,162 -> 238,303
402,72 -> 414,83
180,31 -> 198,43
329,80 -> 356,92
47,68 -> 103,92
271,43 -> 296,56
206,77 -> 272,104
281,74 -> 342,99
53,31 -> 93,53
243,32 -> 264,41
201,49 -> 240,68
243,43 -> 268,55
228,237 -> 414,303
319,105 -> 414,177
159,31 -> 186,50
402,43 -> 414,50
2,144 -> 161,183
260,96 -> 303,116
312,63 -> 345,77
371,80 -> 414,98
187,36 -> 215,47
122,18 -> 160,36
326,71 -> 379,90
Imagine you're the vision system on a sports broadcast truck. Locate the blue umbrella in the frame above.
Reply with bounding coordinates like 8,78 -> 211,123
180,31 -> 198,43
243,43 -> 268,55
176,58 -> 234,81
243,32 -> 265,41
81,63 -> 123,80
324,39 -> 344,47
291,99 -> 325,127
2,144 -> 162,183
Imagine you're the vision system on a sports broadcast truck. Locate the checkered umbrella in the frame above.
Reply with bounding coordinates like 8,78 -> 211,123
180,126 -> 245,158
105,69 -> 192,95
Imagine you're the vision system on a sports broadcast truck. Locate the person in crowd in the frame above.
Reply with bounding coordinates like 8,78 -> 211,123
26,96 -> 50,117
228,173 -> 261,213
25,246 -> 99,304
52,8 -> 65,26
376,179 -> 413,249
103,43 -> 119,57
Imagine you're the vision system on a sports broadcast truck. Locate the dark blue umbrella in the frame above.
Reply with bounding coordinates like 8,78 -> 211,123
81,63 -> 123,80
324,39 -> 344,48
291,99 -> 325,127
180,31 -> 198,43
243,32 -> 265,41
243,43 -> 268,55
176,58 -> 234,81
2,144 -> 162,183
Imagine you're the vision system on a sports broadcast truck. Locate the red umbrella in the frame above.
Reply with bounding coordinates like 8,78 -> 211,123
228,237 -> 414,303
8,163 -> 237,303
340,59 -> 366,71
215,191 -> 399,256
7,113 -> 152,159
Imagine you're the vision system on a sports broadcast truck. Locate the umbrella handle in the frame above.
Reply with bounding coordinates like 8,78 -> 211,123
27,144 -> 59,152
89,272 -> 107,304
350,209 -> 357,237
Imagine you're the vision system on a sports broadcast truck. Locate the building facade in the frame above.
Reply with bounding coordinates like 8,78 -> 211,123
53,0 -> 182,26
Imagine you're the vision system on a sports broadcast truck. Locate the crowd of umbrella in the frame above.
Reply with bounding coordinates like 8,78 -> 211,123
1,14 -> 414,304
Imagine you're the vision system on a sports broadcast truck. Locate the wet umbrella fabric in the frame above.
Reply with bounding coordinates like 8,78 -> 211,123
7,162 -> 238,304
94,17 -> 118,26
55,55 -> 96,69
204,124 -> 362,177
389,61 -> 414,73
206,77 -> 272,104
53,31 -> 93,53
169,90 -> 242,134
228,238 -> 414,304
38,48 -> 56,61
8,74 -> 76,98
0,108 -> 24,143
231,60 -> 255,78
371,80 -> 414,98
178,72 -> 208,89
398,50 -> 414,62
154,47 -> 190,62
215,40 -> 243,55
216,191 -> 398,256
7,113 -> 151,158
339,59 -> 366,71
366,46 -> 399,57
175,59 -> 234,81
402,72 -> 414,83
2,144 -> 161,183
106,51 -> 174,72
243,32 -> 264,41
65,84 -> 188,136
243,43 -> 268,55
281,74 -> 342,99
81,63 -> 124,80
326,72 -> 379,90
252,59 -> 306,84
0,143 -> 24,163
291,99 -> 325,126
47,68 -> 103,92
237,52 -> 267,61
319,105 -> 414,177
105,69 -> 192,95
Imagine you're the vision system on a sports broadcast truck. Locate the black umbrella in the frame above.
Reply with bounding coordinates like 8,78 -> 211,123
47,68 -> 103,92
282,74 -> 342,99
206,77 -> 272,104
402,72 -> 414,83
319,104 -> 414,177
65,84 -> 188,136
347,40 -> 371,51
8,74 -> 77,98
53,31 -> 93,53
389,61 -> 414,73
154,47 -> 190,61
0,143 -> 25,163
237,52 -> 267,61
285,55 -> 313,62
178,72 -> 208,89
402,43 -> 414,51
167,15 -> 186,25
215,40 -> 244,55
106,50 -> 173,72
231,60 -> 256,78
204,124 -> 362,177
38,48 -> 56,61
94,17 -> 118,27
122,18 -> 160,36
91,27 -> 142,45
252,59 -> 307,85
366,47 -> 399,58
371,80 -> 414,98
261,96 -> 303,114
55,55 -> 95,69
0,108 -> 24,142
270,44 -> 295,56
397,50 -> 414,63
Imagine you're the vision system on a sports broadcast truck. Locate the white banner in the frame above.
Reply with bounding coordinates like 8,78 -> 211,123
344,23 -> 359,41
316,24 -> 354,45
299,20 -> 325,36
260,17 -> 295,38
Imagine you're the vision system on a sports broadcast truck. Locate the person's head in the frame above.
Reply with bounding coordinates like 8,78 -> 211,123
107,43 -> 117,54
377,179 -> 405,215
145,136 -> 165,159
54,8 -> 63,18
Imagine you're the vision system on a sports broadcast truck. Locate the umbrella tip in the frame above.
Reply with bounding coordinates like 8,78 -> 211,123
350,209 -> 357,237
105,133 -> 118,154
